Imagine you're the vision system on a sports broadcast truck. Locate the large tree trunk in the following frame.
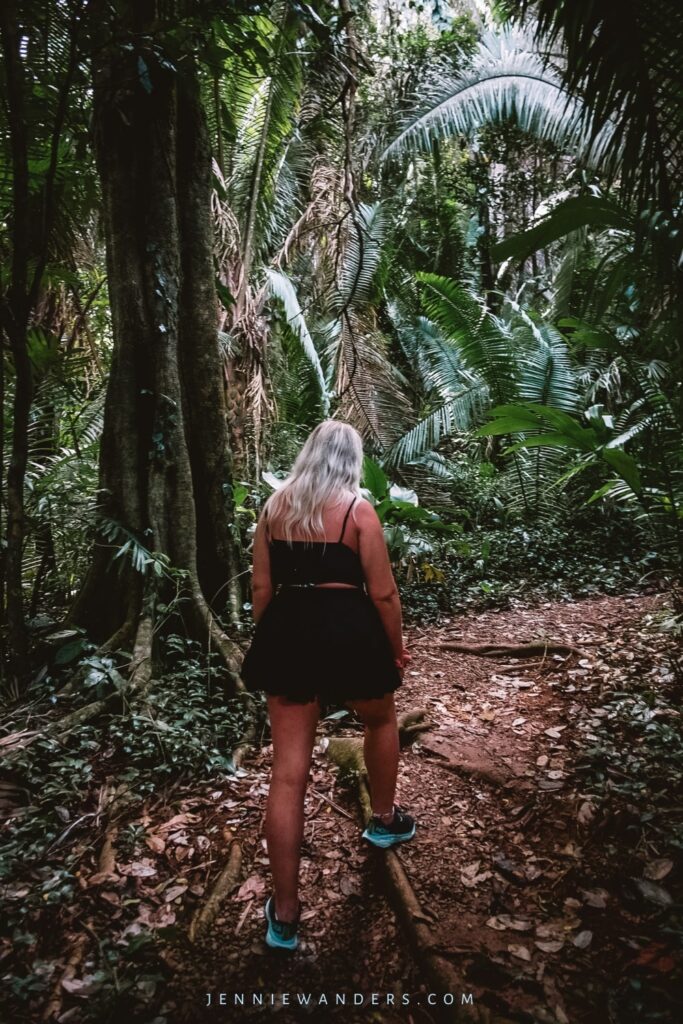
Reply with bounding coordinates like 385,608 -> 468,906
68,7 -> 242,690
176,76 -> 244,622
1,3 -> 36,691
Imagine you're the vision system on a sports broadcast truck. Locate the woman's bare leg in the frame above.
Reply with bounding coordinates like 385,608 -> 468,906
347,693 -> 399,821
265,695 -> 320,922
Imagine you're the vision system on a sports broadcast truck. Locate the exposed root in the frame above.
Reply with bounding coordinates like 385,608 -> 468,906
188,585 -> 245,698
98,616 -> 137,658
324,739 -> 506,1023
440,640 -> 582,658
128,609 -> 155,690
97,823 -> 118,876
322,711 -> 433,781
398,709 -> 432,745
188,840 -> 242,943
1,669 -> 158,769
54,618 -> 137,700
3,603 -> 158,768
428,757 -> 511,790
42,929 -> 89,1021
231,721 -> 257,770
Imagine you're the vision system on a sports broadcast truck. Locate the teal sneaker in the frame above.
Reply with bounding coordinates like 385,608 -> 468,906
362,805 -> 416,848
264,895 -> 299,951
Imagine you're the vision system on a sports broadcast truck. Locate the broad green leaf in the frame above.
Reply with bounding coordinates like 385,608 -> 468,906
493,196 -> 631,263
601,448 -> 642,493
475,418 -> 543,437
362,457 -> 388,501
504,433 -> 574,452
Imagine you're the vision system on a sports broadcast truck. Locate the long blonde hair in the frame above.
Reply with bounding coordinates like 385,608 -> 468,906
263,420 -> 364,543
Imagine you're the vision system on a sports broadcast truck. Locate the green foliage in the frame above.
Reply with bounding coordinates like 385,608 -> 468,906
0,637 -> 251,1019
513,0 -> 683,212
381,28 -> 615,175
477,394 -> 682,566
492,195 -> 632,264
265,268 -> 329,410
398,513 -> 656,623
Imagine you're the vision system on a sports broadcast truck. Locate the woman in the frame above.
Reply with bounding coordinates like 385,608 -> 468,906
241,420 -> 415,952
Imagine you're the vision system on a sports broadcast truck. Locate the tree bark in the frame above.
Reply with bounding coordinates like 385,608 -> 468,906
1,3 -> 34,689
176,72 -> 244,620
68,5 -> 243,690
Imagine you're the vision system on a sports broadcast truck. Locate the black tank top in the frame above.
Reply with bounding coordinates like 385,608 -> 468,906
267,497 -> 364,588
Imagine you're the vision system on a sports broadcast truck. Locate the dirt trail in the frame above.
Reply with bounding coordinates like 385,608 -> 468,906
161,593 -> 680,1024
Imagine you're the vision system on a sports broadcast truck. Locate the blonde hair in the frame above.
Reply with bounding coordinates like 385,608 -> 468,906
263,420 -> 364,543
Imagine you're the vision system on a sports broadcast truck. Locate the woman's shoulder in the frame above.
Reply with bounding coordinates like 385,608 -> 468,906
352,497 -> 380,526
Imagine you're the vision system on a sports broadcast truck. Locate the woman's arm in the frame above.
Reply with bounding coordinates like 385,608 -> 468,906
355,500 -> 406,667
251,513 -> 274,623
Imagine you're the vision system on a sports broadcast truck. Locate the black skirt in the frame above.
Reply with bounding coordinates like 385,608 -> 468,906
240,586 -> 402,707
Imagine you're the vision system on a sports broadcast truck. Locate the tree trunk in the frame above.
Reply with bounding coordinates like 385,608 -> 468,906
68,7 -> 243,690
1,3 -> 35,691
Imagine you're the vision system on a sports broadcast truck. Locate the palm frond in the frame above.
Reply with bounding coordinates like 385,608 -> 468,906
227,10 -> 305,277
381,29 -> 616,175
514,0 -> 683,210
416,273 -> 519,405
337,202 -> 387,310
508,311 -> 581,413
264,268 -> 329,411
382,386 -> 488,470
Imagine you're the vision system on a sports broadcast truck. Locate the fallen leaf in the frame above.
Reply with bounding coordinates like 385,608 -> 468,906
145,835 -> 166,855
535,939 -> 564,953
85,871 -> 120,887
62,974 -> 104,996
486,916 -> 507,931
156,813 -> 199,833
460,870 -> 492,889
235,875 -> 265,901
572,930 -> 593,949
339,875 -> 360,896
580,888 -> 609,909
169,830 -> 190,847
117,861 -> 156,878
577,801 -> 596,825
137,902 -> 177,927
461,860 -> 481,879
508,944 -> 531,961
164,883 -> 188,903
493,855 -> 529,885
632,878 -> 673,907
644,858 -> 674,881
487,915 -> 532,932
544,727 -> 566,740
98,891 -> 120,905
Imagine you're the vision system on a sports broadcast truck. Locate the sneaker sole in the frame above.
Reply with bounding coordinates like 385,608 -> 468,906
361,823 -> 416,848
264,900 -> 298,951
265,926 -> 298,951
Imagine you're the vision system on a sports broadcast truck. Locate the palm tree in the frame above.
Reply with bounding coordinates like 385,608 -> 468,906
381,28 -> 616,179
513,0 -> 683,214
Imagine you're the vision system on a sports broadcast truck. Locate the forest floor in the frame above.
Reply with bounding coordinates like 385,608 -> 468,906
4,592 -> 682,1024
157,592 -> 682,1024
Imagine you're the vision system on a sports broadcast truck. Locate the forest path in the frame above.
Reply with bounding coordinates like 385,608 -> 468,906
166,592 -> 680,1024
